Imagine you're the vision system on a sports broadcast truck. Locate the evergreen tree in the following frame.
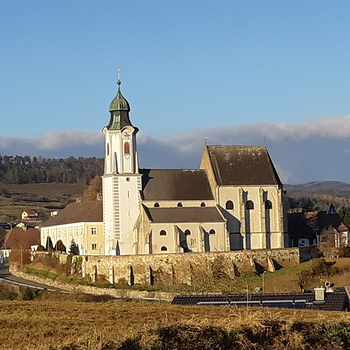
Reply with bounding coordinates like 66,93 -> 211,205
45,236 -> 53,251
55,240 -> 66,253
68,240 -> 79,255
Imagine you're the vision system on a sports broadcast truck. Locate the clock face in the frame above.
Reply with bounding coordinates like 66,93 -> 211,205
123,131 -> 132,140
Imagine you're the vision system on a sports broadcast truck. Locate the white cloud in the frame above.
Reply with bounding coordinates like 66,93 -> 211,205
1,116 -> 350,183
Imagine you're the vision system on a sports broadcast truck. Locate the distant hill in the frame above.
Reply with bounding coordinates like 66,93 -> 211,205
285,181 -> 350,198
285,181 -> 350,211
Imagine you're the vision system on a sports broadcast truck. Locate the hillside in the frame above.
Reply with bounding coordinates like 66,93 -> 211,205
285,181 -> 350,212
286,180 -> 350,197
0,183 -> 87,222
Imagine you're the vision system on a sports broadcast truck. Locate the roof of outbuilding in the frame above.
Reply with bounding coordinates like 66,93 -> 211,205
172,291 -> 349,311
205,145 -> 282,186
0,228 -> 40,250
40,201 -> 103,228
144,206 -> 225,223
141,169 -> 214,201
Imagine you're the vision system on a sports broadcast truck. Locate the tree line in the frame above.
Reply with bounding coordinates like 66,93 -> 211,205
0,155 -> 103,184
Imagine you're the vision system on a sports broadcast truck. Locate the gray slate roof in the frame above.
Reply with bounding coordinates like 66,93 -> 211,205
206,145 -> 282,186
40,201 -> 103,228
141,169 -> 214,201
145,206 -> 225,223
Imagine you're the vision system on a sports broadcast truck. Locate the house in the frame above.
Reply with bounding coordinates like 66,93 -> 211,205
0,227 -> 40,250
288,205 -> 349,248
41,78 -> 288,256
0,227 -> 41,263
40,200 -> 103,255
21,210 -> 39,221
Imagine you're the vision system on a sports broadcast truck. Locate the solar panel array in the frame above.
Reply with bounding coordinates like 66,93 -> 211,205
172,292 -> 348,311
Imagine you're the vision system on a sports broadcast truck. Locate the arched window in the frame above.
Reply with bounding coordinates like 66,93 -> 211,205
225,200 -> 234,210
184,229 -> 191,235
124,142 -> 130,155
246,200 -> 254,210
161,246 -> 167,251
209,229 -> 216,235
177,202 -> 183,207
106,143 -> 110,156
154,203 -> 160,207
200,202 -> 206,207
160,230 -> 167,236
265,200 -> 272,209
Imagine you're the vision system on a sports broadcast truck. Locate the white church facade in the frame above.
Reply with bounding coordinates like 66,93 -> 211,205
41,78 -> 288,255
102,79 -> 288,255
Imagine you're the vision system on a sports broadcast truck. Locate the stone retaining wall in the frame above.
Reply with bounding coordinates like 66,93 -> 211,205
33,245 -> 319,287
10,265 -> 175,301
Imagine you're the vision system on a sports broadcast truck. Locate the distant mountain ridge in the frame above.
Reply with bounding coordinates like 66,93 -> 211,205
285,181 -> 350,194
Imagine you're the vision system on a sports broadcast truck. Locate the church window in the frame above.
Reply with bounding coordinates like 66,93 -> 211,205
209,229 -> 216,235
225,200 -> 234,210
107,143 -> 110,156
200,202 -> 206,207
246,200 -> 254,210
91,243 -> 97,250
177,202 -> 183,207
184,229 -> 191,235
126,177 -> 130,182
160,230 -> 167,236
124,142 -> 130,155
265,200 -> 272,209
154,203 -> 160,207
91,227 -> 97,235
161,246 -> 168,251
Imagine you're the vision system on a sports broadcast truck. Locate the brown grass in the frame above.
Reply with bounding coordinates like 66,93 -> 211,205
0,293 -> 349,350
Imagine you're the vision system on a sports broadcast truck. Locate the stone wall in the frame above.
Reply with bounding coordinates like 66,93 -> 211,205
34,246 -> 319,287
10,264 -> 175,301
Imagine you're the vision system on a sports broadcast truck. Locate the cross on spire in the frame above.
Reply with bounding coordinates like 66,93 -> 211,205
117,68 -> 121,86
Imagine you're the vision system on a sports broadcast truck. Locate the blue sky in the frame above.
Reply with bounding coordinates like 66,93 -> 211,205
1,1 -> 350,183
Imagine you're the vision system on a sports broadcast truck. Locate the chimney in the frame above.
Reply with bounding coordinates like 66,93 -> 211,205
314,287 -> 325,301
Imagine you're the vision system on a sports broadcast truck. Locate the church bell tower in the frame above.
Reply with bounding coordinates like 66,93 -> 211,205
102,74 -> 141,255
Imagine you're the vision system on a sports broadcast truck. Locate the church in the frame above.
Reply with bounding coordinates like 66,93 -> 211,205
41,78 -> 288,255
102,79 -> 288,255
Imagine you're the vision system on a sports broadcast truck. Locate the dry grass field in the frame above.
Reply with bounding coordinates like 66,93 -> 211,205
5,256 -> 347,349
0,292 -> 349,350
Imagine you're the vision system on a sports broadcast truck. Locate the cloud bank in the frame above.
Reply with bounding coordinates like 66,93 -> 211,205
1,116 -> 350,184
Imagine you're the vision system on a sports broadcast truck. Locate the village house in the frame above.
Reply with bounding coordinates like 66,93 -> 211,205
288,204 -> 349,247
40,200 -> 103,255
21,210 -> 39,221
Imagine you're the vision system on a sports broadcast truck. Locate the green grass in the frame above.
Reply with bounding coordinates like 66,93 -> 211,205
25,267 -> 59,280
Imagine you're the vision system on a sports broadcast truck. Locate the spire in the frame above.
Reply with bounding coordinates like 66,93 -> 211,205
105,70 -> 135,131
109,69 -> 130,112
